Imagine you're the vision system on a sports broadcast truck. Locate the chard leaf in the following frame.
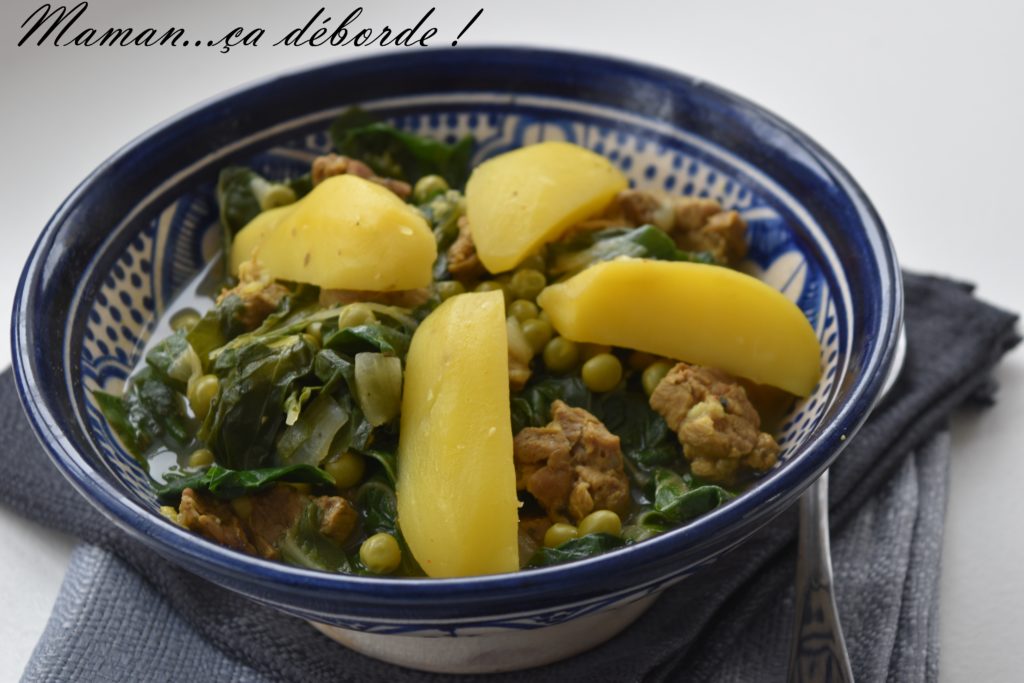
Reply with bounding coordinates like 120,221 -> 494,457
144,331 -> 201,393
279,500 -> 352,573
360,449 -> 397,485
154,464 -> 333,503
330,108 -> 474,188
186,294 -> 250,369
276,393 -> 349,467
418,189 -> 465,279
548,225 -> 713,278
202,335 -> 316,470
96,367 -> 193,460
356,479 -> 398,536
526,533 -> 628,568
324,323 -> 410,357
314,349 -> 355,396
650,467 -> 734,524
510,376 -> 593,434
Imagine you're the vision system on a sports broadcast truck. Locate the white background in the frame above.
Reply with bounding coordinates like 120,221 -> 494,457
1,0 -> 1021,679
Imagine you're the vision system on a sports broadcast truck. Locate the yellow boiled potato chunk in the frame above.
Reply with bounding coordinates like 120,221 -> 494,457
397,290 -> 519,577
466,141 -> 628,273
229,206 -> 290,274
537,259 -> 822,396
231,175 -> 436,290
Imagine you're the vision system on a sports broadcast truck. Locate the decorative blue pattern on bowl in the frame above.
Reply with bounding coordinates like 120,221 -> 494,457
13,49 -> 901,637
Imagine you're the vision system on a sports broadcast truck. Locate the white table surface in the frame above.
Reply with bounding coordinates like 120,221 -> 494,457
2,0 -> 1021,679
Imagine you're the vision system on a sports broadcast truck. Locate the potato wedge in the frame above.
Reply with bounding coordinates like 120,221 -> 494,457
537,259 -> 822,396
397,290 -> 519,577
466,141 -> 628,273
232,175 -> 436,290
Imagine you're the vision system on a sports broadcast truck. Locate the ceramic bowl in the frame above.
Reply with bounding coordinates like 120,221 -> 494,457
11,48 -> 902,674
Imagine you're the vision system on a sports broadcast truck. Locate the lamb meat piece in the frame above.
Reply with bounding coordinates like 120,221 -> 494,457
245,485 -> 308,559
216,259 -> 291,330
178,488 -> 257,556
315,496 -> 358,545
513,400 -> 631,523
649,363 -> 780,484
446,215 -> 486,279
311,153 -> 412,199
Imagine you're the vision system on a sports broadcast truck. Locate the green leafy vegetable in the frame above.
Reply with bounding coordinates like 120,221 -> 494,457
144,331 -> 201,393
324,323 -> 410,357
330,108 -> 474,188
278,501 -> 353,573
216,166 -> 300,243
276,393 -> 350,467
154,463 -> 334,503
526,533 -> 628,568
202,335 -> 316,470
650,468 -> 735,524
418,189 -> 466,279
360,449 -> 397,485
510,376 -> 593,434
353,352 -> 403,426
95,368 -> 193,459
186,295 -> 250,370
313,349 -> 355,396
548,225 -> 713,278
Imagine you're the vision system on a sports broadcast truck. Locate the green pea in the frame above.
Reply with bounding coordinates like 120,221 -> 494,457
324,451 -> 366,489
581,353 -> 623,393
413,174 -> 450,204
304,321 -> 323,344
518,253 -> 547,273
188,447 -> 215,468
338,303 -> 377,329
360,532 -> 402,574
509,299 -> 539,322
578,509 -> 622,537
169,308 -> 201,333
508,269 -> 547,301
543,337 -> 580,373
544,523 -> 579,548
187,374 -> 220,420
521,318 -> 554,353
435,280 -> 465,301
474,280 -> 510,305
642,360 -> 674,396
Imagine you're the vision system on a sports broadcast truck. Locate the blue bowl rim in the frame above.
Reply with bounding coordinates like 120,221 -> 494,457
12,47 -> 902,617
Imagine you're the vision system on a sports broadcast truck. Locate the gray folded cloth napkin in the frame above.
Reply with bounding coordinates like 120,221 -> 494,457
1,272 -> 1018,682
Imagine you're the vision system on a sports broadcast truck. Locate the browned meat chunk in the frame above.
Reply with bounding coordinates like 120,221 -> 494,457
446,216 -> 486,279
315,496 -> 358,545
245,485 -> 308,559
311,153 -> 412,199
675,207 -> 748,266
649,363 -> 780,484
178,488 -> 257,555
605,190 -> 748,266
513,400 -> 631,523
319,287 -> 430,309
177,485 -> 357,560
216,259 -> 290,329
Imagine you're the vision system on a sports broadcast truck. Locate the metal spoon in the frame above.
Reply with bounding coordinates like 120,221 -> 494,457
787,330 -> 907,682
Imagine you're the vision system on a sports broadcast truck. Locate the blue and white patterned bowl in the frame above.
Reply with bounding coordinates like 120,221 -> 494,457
11,49 -> 902,673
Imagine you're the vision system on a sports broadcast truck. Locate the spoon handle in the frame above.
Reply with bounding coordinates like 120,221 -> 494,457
787,470 -> 854,683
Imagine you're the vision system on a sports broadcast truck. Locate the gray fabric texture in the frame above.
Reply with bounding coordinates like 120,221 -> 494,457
1,272 -> 1018,682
